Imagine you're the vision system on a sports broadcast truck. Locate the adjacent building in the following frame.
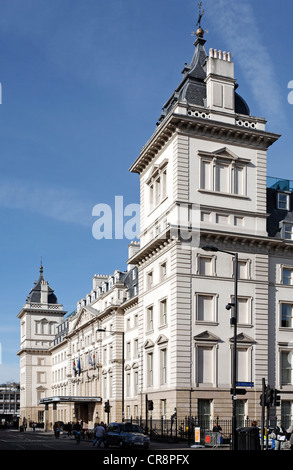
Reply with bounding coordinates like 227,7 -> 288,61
17,22 -> 293,429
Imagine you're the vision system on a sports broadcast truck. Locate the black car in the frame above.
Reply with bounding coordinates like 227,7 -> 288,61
103,422 -> 150,449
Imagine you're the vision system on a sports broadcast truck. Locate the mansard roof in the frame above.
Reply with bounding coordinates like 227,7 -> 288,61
157,35 -> 250,125
26,265 -> 58,304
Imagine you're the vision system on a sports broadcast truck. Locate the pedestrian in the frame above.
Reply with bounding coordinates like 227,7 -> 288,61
274,420 -> 287,450
93,422 -> 105,447
67,422 -> 72,436
286,423 -> 293,450
54,422 -> 60,439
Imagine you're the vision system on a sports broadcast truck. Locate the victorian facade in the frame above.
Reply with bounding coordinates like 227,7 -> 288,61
17,25 -> 293,430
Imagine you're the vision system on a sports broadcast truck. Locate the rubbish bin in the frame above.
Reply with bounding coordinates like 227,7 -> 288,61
19,425 -> 24,432
236,427 -> 260,450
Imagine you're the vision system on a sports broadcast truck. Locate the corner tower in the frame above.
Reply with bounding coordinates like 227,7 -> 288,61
17,265 -> 66,424
128,11 -> 280,423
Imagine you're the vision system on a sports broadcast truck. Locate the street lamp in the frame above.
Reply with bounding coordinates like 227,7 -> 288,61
202,245 -> 238,450
97,328 -> 125,422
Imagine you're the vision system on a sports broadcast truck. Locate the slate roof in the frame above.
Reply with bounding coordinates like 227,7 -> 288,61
26,266 -> 58,304
157,36 -> 250,124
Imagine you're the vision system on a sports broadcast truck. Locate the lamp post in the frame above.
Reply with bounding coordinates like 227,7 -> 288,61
202,245 -> 238,450
97,328 -> 125,422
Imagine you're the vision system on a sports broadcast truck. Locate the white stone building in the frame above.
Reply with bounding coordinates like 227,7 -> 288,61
17,24 -> 293,430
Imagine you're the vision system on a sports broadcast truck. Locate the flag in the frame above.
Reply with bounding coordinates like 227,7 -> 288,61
73,360 -> 77,376
77,357 -> 81,376
88,353 -> 93,366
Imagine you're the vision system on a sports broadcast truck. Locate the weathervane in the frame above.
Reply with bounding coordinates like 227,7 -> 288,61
196,1 -> 204,29
192,1 -> 206,38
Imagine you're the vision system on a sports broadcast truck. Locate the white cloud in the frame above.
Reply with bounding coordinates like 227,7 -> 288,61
0,180 -> 93,227
206,0 -> 284,130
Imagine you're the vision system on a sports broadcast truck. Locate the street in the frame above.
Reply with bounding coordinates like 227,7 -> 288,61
0,429 -> 282,464
0,428 -> 209,451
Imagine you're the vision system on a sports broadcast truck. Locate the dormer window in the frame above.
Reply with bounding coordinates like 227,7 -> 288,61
283,223 -> 293,240
277,192 -> 289,210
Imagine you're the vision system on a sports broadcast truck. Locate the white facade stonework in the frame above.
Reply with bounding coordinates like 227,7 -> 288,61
18,29 -> 293,430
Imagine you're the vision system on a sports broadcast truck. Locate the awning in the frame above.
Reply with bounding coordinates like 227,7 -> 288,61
39,396 -> 102,404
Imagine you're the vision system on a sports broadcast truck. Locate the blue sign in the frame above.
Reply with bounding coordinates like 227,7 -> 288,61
237,382 -> 254,387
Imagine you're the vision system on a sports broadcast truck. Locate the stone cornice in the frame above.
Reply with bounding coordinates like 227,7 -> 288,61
129,110 -> 280,175
127,228 -> 173,265
201,228 -> 293,254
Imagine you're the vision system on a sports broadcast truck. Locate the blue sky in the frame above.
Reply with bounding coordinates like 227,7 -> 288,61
0,0 -> 293,382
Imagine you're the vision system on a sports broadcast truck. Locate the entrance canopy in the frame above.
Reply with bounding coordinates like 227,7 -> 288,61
39,396 -> 102,404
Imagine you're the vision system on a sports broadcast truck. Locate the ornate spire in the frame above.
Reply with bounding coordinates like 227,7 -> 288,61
195,1 -> 205,38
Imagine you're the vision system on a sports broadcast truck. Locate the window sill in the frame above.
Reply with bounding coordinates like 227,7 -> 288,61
198,189 -> 250,200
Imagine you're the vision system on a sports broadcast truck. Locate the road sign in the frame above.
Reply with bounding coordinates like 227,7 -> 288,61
237,382 -> 254,387
230,388 -> 247,395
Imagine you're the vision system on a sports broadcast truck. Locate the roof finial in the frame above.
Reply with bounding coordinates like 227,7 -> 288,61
195,1 -> 205,38
40,256 -> 43,274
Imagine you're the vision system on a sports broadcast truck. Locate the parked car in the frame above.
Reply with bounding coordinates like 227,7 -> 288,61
103,422 -> 150,449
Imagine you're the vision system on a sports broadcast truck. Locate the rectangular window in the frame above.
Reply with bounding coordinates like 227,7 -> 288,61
160,349 -> 167,385
200,156 -> 247,196
201,160 -> 212,190
234,165 -> 245,195
198,399 -> 211,429
283,267 -> 293,285
278,193 -> 289,210
237,298 -> 250,325
281,351 -> 292,385
134,372 -> 139,395
160,299 -> 167,326
197,294 -> 215,322
126,342 -> 131,360
147,271 -> 153,289
283,224 -> 293,240
147,352 -> 153,387
237,260 -> 249,279
198,256 -> 213,276
281,304 -> 293,328
147,306 -> 154,331
237,348 -> 249,382
197,346 -> 213,383
126,373 -> 131,397
147,164 -> 168,210
215,163 -> 229,192
160,262 -> 167,281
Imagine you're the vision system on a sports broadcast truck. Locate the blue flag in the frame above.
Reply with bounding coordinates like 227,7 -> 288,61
88,353 -> 93,366
77,357 -> 81,376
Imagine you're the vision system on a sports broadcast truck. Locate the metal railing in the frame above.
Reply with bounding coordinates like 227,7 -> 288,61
129,416 -> 257,444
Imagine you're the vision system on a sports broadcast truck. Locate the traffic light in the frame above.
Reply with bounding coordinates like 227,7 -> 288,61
273,389 -> 281,407
148,400 -> 153,411
265,386 -> 274,407
104,400 -> 110,413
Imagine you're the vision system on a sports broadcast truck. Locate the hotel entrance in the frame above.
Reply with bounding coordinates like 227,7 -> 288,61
40,396 -> 102,430
74,401 -> 97,427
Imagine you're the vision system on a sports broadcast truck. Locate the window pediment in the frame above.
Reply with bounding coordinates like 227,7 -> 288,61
156,334 -> 168,345
229,332 -> 255,344
144,339 -> 155,349
194,330 -> 220,342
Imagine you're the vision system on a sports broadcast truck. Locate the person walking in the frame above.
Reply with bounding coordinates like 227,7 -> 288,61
274,421 -> 287,450
93,422 -> 105,447
286,423 -> 293,450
